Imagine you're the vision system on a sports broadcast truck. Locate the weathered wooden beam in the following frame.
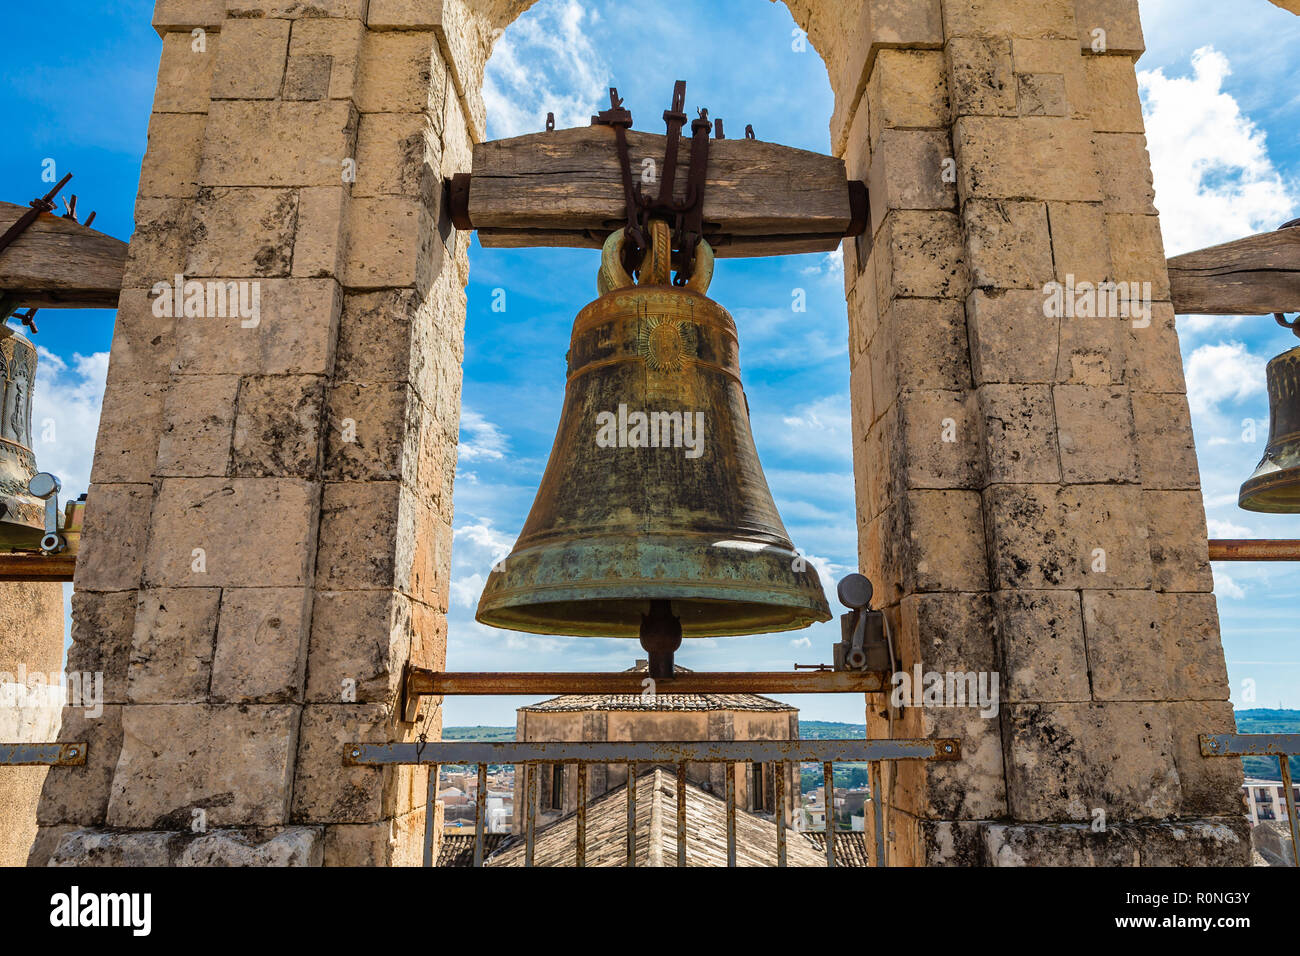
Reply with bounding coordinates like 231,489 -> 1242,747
0,201 -> 128,309
1168,224 -> 1300,315
464,126 -> 861,257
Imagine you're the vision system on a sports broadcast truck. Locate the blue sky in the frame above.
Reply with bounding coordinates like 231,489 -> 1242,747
3,1 -> 1297,725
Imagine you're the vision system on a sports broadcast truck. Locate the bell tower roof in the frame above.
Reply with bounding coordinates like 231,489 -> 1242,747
519,660 -> 797,713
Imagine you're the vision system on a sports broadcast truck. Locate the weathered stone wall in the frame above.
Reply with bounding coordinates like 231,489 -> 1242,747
32,0 -> 482,866
0,583 -> 64,866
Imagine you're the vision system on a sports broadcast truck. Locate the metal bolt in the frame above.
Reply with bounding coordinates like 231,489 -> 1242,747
351,748 -> 361,758
68,748 -> 78,757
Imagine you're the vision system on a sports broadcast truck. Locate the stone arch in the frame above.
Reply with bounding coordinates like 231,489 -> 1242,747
26,0 -> 1247,868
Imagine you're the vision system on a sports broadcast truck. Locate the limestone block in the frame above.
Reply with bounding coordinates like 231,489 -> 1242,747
107,704 -> 299,828
966,289 -> 1058,384
865,404 -> 901,514
983,821 -> 1139,865
153,0 -> 225,34
105,290 -> 177,388
439,84 -> 474,259
67,590 -> 136,705
289,17 -> 366,102
954,117 -> 1102,203
284,55 -> 333,101
91,379 -> 166,483
1129,818 -> 1250,866
305,589 -> 412,703
1144,489 -> 1213,593
315,481 -> 403,590
1011,37 -> 1090,116
1124,303 -> 1184,393
48,828 -> 176,866
228,0 -> 367,16
25,826 -> 75,867
1046,201 -> 1111,282
154,373 -> 240,477
342,196 -> 442,291
127,587 -> 222,703
293,186 -> 349,278
198,100 -> 359,187
322,805 -> 432,866
1168,700 -> 1242,817
889,297 -> 971,392
324,381 -> 420,482
866,128 -> 956,236
1094,132 -> 1157,215
1083,54 -> 1145,133
993,589 -> 1090,702
186,186 -> 299,278
1056,315 -> 1126,385
1105,213 -> 1170,299
892,705 -> 1008,821
352,111 -> 442,202
210,18 -> 290,100
335,288 -> 425,382
153,31 -> 217,113
211,587 -> 311,703
1158,593 -> 1229,700
976,384 -> 1061,483
36,705 -> 123,827
940,0 -> 1077,38
356,30 -> 446,115
172,277 -> 342,377
124,197 -> 196,288
1132,391 -> 1199,489
367,0 -> 445,28
1053,384 -> 1139,483
72,483 -> 154,592
1003,701 -> 1181,821
174,826 -> 323,865
1080,589 -> 1165,700
1016,73 -> 1068,116
230,375 -> 327,478
899,389 -> 982,489
137,112 -> 207,199
291,703 -> 415,824
872,211 -> 966,313
141,477 -> 320,588
866,50 -> 948,151
1073,0 -> 1145,55
962,200 -> 1054,291
901,490 -> 988,593
984,484 -> 1151,589
945,36 -> 1016,117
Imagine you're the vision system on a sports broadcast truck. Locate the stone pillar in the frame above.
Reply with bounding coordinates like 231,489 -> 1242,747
0,584 -> 64,866
31,0 -> 484,866
832,0 -> 1247,865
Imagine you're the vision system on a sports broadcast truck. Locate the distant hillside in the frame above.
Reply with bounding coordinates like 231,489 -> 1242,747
1236,709 -> 1300,780
799,720 -> 866,739
442,725 -> 514,741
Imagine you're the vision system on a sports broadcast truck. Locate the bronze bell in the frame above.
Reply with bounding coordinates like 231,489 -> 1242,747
0,323 -> 45,550
1240,343 -> 1300,513
476,221 -> 831,674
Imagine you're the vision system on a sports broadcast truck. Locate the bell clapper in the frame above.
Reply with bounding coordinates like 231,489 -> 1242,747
639,600 -> 682,680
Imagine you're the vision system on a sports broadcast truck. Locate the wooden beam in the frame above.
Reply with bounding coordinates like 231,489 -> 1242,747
0,552 -> 76,582
0,201 -> 128,309
1168,225 -> 1300,315
466,126 -> 858,257
1208,539 -> 1300,561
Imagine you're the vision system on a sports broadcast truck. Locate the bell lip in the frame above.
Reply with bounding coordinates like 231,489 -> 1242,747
1238,465 -> 1300,513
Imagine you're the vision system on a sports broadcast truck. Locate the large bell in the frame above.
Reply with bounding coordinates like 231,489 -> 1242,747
0,323 -> 44,550
477,221 -> 831,673
1240,344 -> 1300,513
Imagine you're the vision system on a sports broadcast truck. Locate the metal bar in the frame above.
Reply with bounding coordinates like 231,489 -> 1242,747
676,763 -> 687,868
0,552 -> 77,582
346,737 -> 960,766
775,761 -> 786,868
0,742 -> 86,766
576,762 -> 587,867
406,668 -> 887,698
473,763 -> 487,867
823,762 -> 835,868
871,761 -> 886,868
1279,755 -> 1300,868
1200,733 -> 1300,756
525,763 -> 536,868
626,762 -> 636,868
422,763 -> 439,868
726,763 -> 736,868
1209,539 -> 1300,561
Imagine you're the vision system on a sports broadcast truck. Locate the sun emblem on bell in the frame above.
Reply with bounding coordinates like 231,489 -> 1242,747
638,316 -> 698,372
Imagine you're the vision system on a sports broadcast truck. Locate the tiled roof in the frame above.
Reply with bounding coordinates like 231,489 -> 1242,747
480,767 -> 828,867
436,833 -> 509,867
521,663 -> 796,713
802,831 -> 870,867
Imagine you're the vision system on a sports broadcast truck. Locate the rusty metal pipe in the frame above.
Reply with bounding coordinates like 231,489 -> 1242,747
406,668 -> 886,698
1209,539 -> 1300,561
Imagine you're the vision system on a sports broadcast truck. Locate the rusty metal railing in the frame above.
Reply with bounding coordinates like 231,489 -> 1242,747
0,742 -> 85,766
1201,733 -> 1300,866
345,737 -> 960,868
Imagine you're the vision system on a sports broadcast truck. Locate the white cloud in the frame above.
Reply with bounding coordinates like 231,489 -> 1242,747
1139,46 -> 1299,256
30,346 -> 108,496
1182,341 -> 1266,415
1206,517 -> 1254,538
1212,566 -> 1246,600
457,407 -> 509,463
482,0 -> 612,139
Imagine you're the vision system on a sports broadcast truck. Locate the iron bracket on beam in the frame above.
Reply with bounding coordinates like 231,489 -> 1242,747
0,742 -> 86,766
1200,733 -> 1300,757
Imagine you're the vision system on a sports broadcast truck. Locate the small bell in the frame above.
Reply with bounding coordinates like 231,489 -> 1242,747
1240,343 -> 1300,513
0,321 -> 45,550
477,221 -> 831,675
